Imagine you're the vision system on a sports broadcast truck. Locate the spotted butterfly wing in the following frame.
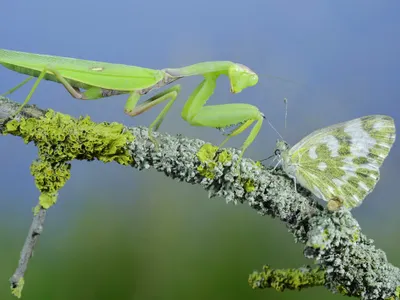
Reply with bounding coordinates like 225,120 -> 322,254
276,115 -> 396,209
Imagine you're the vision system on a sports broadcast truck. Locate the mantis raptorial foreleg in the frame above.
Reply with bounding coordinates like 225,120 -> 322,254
126,71 -> 264,168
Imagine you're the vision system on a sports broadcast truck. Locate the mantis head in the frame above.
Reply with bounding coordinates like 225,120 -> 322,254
228,63 -> 258,93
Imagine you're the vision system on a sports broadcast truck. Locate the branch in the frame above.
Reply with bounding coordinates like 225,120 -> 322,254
9,208 -> 46,298
1,95 -> 399,299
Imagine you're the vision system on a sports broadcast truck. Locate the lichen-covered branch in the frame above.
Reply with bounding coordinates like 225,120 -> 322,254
248,265 -> 325,291
1,95 -> 399,299
9,207 -> 46,298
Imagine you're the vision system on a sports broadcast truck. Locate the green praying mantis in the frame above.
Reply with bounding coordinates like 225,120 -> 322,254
0,48 -> 264,167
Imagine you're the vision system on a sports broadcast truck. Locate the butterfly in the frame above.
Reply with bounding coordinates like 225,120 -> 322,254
274,115 -> 396,210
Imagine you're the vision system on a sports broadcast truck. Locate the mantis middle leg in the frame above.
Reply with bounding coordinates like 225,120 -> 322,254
124,85 -> 181,148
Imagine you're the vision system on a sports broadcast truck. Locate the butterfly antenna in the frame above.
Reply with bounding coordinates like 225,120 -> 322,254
284,97 -> 288,133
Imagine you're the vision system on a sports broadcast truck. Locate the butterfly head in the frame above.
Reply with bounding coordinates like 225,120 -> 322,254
270,140 -> 291,171
275,140 -> 290,157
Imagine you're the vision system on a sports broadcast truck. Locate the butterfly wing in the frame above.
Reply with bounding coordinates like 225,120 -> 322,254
287,115 -> 396,208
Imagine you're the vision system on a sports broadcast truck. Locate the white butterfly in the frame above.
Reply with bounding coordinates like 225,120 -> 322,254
274,115 -> 396,210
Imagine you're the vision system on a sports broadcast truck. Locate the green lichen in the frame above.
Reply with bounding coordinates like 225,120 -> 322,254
386,286 -> 400,299
197,144 -> 218,161
32,204 -> 41,216
254,160 -> 264,169
352,229 -> 360,243
4,110 -> 135,209
216,149 -> 232,164
10,277 -> 24,298
337,285 -> 350,296
323,229 -> 330,240
310,228 -> 330,250
243,178 -> 256,192
248,265 -> 325,292
196,143 -> 232,179
337,285 -> 362,297
197,144 -> 258,192
197,164 -> 216,179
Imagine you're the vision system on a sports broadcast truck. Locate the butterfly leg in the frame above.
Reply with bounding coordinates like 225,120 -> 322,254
287,175 -> 297,192
272,160 -> 281,171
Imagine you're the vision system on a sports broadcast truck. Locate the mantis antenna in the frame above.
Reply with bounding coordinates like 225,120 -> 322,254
284,97 -> 288,131
259,97 -> 288,164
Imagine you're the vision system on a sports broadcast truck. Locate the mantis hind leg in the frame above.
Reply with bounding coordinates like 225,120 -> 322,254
124,85 -> 181,149
9,64 -> 121,117
9,66 -> 98,117
2,77 -> 34,97
11,69 -> 49,117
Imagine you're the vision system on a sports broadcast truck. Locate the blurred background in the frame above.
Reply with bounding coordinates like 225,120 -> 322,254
1,1 -> 400,299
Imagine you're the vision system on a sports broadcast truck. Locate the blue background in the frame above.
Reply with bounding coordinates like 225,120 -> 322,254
1,1 -> 399,299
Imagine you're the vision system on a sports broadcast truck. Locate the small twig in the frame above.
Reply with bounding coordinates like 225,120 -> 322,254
9,207 -> 47,297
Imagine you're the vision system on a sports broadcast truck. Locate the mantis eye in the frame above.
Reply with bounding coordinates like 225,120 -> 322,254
229,64 -> 258,93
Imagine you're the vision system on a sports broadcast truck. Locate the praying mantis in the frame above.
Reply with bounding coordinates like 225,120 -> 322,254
0,48 -> 264,166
